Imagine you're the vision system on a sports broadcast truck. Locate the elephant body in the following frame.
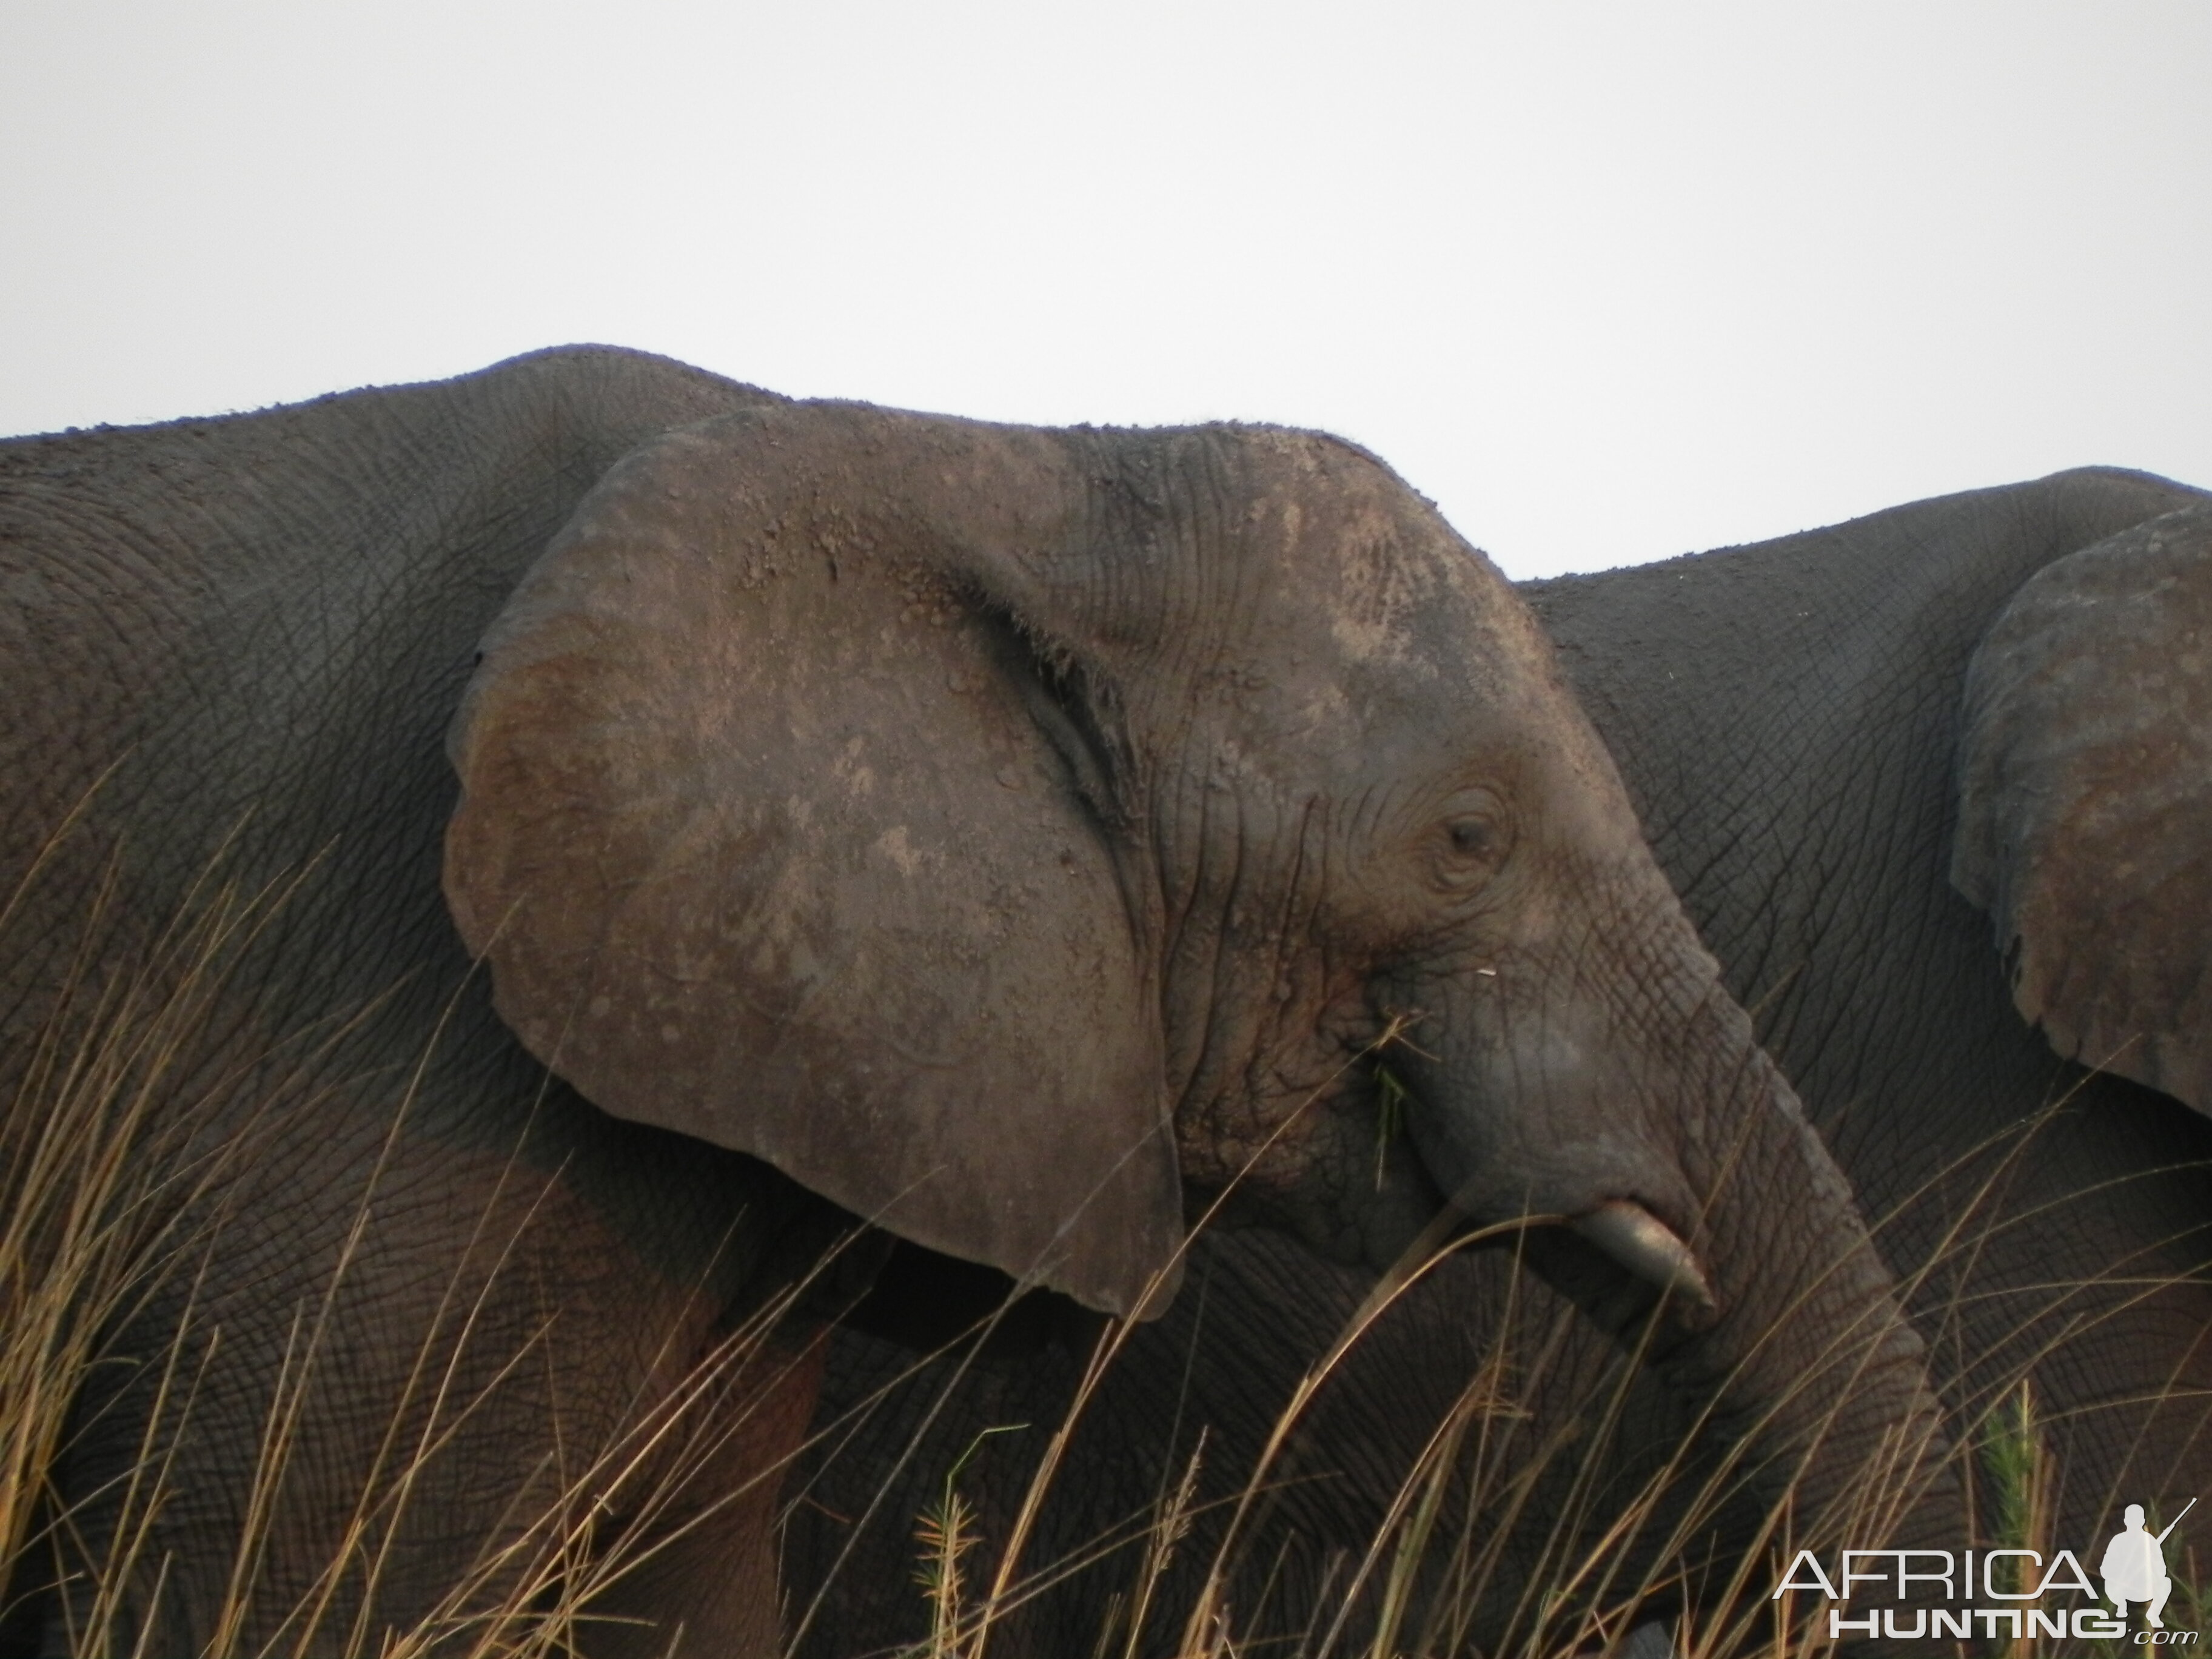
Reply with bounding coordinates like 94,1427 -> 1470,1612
2,349 -> 837,1654
0,349 -> 1951,1654
791,468 -> 2212,1655
1532,469 -> 2212,1528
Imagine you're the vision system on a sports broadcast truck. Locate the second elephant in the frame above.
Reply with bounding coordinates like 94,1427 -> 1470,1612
1535,468 -> 2212,1537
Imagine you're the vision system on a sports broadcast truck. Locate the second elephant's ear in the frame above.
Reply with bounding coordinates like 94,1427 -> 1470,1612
443,404 -> 1183,1316
1952,503 -> 2212,1113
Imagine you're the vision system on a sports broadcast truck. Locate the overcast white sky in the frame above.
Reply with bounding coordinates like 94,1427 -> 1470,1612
2,2 -> 2206,577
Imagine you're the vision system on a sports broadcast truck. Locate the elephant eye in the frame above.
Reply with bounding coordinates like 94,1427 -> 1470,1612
1447,817 -> 1497,856
1428,791 -> 1512,890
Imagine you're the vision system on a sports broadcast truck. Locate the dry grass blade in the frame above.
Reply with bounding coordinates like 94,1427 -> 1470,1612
0,822 -> 859,1658
1110,1433 -> 1207,1659
2,820 -> 320,1646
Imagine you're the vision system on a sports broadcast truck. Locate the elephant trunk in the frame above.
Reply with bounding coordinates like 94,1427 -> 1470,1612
1611,1031 -> 1954,1550
1398,888 -> 1959,1569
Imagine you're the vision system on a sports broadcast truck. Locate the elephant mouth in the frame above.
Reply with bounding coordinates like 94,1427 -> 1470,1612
1569,1201 -> 1717,1327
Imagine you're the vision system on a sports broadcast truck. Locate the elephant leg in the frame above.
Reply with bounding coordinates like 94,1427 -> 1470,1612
582,1324 -> 831,1659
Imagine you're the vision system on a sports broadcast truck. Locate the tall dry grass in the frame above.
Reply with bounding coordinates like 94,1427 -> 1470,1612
791,1068 -> 2212,1659
0,829 -> 840,1657
1,818 -> 309,1643
4,837 -> 2206,1659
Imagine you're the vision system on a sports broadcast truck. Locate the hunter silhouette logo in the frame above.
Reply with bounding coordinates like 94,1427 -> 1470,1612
1775,1498 -> 2200,1643
2105,1500 -> 2194,1629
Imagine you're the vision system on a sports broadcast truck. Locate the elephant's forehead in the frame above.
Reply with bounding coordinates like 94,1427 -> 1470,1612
1312,516 -> 1449,666
1239,558 -> 1557,737
1200,645 -> 1566,800
1278,517 -> 1541,680
1139,435 -> 1574,766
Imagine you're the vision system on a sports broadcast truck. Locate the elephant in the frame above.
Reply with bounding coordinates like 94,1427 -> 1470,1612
788,466 -> 2212,1655
0,346 -> 1950,1657
1531,468 -> 2212,1544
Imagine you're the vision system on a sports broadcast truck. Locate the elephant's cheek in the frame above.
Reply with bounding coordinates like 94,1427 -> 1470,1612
1182,1093 -> 1443,1270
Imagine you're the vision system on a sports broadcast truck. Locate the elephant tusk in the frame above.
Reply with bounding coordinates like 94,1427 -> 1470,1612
1570,1201 -> 1717,1318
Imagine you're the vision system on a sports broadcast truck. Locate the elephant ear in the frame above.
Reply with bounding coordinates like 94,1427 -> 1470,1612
1952,503 -> 2212,1113
443,404 -> 1183,1316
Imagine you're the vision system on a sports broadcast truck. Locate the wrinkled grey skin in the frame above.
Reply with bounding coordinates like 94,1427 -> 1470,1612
791,468 -> 2212,1655
1535,472 -> 2212,1538
1,348 -> 1943,1655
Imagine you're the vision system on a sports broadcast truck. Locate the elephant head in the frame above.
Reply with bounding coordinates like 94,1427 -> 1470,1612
441,401 -> 1944,1536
